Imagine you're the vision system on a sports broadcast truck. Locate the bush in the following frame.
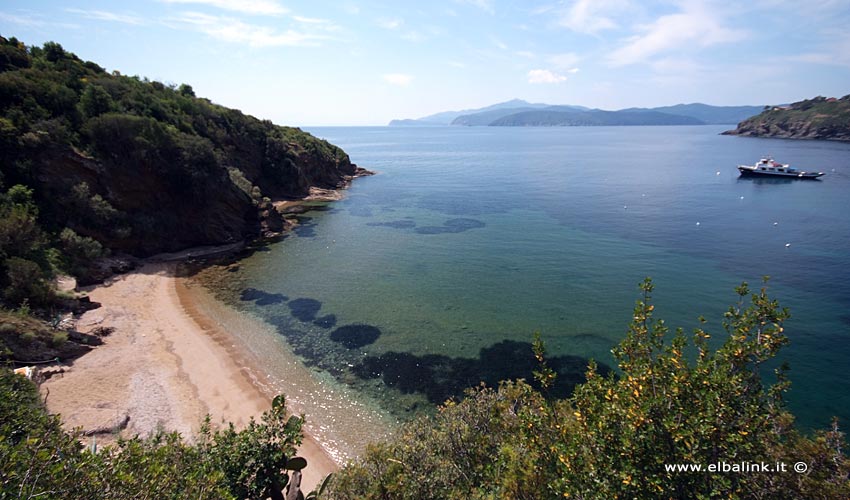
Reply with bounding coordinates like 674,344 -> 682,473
3,256 -> 52,306
49,330 -> 67,347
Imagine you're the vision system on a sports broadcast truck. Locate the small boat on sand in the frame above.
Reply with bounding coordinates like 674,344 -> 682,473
737,157 -> 824,179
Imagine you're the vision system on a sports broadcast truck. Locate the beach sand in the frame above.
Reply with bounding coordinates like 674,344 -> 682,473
41,261 -> 338,493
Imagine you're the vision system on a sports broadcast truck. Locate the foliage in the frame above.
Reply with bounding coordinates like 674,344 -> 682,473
0,369 -> 308,500
0,34 -> 356,306
326,280 -> 850,499
0,369 -> 92,500
730,95 -> 850,140
328,380 -> 557,500
200,395 -> 305,500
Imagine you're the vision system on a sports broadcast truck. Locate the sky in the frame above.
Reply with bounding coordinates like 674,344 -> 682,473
1,0 -> 849,126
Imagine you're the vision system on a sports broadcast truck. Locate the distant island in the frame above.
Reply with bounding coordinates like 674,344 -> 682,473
390,100 -> 764,127
722,95 -> 850,141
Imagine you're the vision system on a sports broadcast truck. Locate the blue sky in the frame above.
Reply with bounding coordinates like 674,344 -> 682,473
1,0 -> 848,125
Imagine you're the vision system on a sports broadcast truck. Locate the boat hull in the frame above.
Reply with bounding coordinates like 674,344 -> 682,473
737,166 -> 824,179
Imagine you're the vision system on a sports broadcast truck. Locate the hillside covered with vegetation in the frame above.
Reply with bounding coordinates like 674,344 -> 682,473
723,96 -> 850,141
0,34 -> 365,319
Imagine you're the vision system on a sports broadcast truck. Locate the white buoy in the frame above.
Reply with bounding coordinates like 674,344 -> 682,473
785,243 -> 791,248
773,222 -> 778,226
716,171 -> 720,175
740,196 -> 745,200
624,205 -> 627,209
696,222 -> 700,226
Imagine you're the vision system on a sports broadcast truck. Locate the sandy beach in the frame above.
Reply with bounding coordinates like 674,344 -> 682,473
41,260 -> 338,493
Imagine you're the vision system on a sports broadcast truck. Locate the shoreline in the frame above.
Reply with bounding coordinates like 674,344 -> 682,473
41,261 -> 338,492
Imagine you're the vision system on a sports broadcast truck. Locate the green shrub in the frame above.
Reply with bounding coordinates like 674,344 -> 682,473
3,256 -> 52,306
49,330 -> 67,347
20,330 -> 35,344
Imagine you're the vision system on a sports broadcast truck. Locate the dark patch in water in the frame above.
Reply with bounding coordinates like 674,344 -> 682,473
330,324 -> 382,349
293,216 -> 318,238
313,314 -> 337,329
288,298 -> 322,322
227,265 -> 240,272
351,340 -> 608,403
414,218 -> 485,235
240,288 -> 288,306
349,205 -> 374,217
367,219 -> 417,229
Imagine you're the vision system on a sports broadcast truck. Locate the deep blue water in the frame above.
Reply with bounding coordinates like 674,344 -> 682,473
219,125 -> 850,429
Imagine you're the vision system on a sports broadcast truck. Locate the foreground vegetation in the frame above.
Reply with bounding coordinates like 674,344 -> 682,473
327,280 -> 850,499
3,280 -> 848,498
0,370 -> 310,500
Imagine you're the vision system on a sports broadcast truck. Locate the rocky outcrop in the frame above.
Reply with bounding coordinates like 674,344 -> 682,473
723,95 -> 850,141
29,133 -> 370,258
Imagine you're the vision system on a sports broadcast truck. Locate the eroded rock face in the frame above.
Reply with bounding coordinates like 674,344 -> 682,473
33,145 -> 256,256
725,120 -> 850,141
30,139 -> 365,257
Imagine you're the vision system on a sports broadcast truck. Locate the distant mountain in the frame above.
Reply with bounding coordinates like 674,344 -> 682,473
451,104 -> 588,126
489,109 -> 703,126
387,119 -> 446,127
621,103 -> 764,125
391,100 -> 765,127
389,99 -> 567,126
722,96 -> 850,141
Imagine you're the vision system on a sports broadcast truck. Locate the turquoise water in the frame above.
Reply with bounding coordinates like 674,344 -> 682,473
210,125 -> 850,429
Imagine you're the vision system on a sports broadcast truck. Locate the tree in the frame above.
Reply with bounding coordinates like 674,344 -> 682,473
201,395 -> 307,500
177,83 -> 195,97
79,84 -> 113,119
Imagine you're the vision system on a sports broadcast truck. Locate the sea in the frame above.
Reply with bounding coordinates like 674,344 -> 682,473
186,125 -> 850,462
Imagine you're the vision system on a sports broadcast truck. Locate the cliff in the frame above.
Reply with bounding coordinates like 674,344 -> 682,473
0,36 -> 368,260
722,95 -> 850,141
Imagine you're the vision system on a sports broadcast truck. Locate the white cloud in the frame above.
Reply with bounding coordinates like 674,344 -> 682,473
515,50 -> 536,59
291,15 -> 339,32
527,69 -> 567,83
401,31 -> 425,42
65,8 -> 145,25
0,11 -> 47,27
292,15 -> 327,24
608,4 -> 747,66
548,52 -> 581,70
160,0 -> 288,16
568,67 -> 580,73
557,0 -> 629,34
383,73 -> 413,86
377,17 -> 404,30
785,32 -> 850,68
448,61 -> 467,68
172,12 -> 325,47
491,37 -> 508,50
0,11 -> 79,29
455,0 -> 495,15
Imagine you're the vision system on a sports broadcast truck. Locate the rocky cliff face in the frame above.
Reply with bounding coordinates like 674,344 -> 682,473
722,95 -> 850,141
29,138 -> 364,257
32,144 -> 256,256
